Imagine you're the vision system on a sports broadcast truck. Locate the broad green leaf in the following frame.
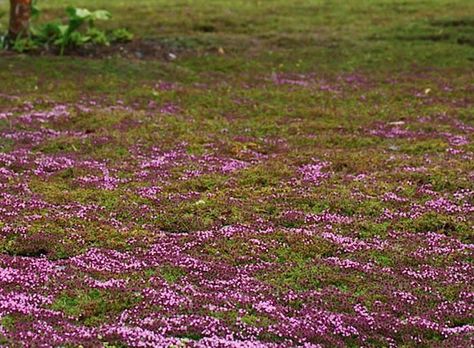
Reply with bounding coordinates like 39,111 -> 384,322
57,25 -> 69,35
66,7 -> 92,20
91,10 -> 111,21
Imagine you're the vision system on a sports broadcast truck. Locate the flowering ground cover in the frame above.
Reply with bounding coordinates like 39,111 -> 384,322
0,0 -> 473,347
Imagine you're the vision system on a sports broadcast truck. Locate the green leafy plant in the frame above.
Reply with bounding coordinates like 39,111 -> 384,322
87,27 -> 110,46
11,36 -> 38,53
6,4 -> 133,54
0,10 -> 5,47
39,7 -> 111,54
31,0 -> 41,20
109,28 -> 134,43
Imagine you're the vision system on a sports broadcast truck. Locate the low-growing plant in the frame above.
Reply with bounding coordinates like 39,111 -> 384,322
0,11 -> 5,47
4,4 -> 133,54
32,6 -> 112,54
11,36 -> 38,53
109,28 -> 134,43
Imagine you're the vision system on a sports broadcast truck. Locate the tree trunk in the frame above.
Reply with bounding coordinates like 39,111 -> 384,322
8,0 -> 32,39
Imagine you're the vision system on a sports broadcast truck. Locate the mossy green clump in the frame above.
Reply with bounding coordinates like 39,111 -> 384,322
160,265 -> 186,284
52,289 -> 140,326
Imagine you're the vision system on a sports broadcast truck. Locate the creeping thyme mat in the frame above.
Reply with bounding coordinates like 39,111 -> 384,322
0,0 -> 474,347
0,73 -> 472,346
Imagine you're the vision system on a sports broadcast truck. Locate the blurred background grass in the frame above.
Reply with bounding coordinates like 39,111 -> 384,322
0,0 -> 472,96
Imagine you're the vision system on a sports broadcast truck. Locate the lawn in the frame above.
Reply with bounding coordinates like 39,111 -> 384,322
0,0 -> 473,347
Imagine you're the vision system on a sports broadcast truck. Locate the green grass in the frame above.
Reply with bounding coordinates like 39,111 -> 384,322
1,1 -> 473,95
